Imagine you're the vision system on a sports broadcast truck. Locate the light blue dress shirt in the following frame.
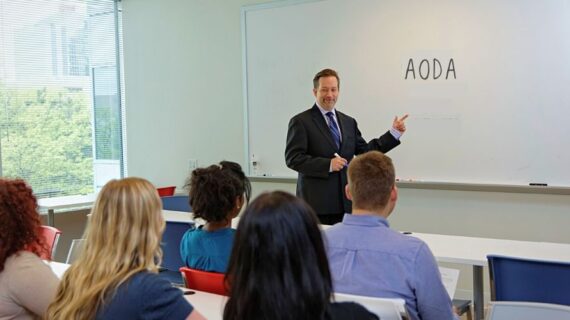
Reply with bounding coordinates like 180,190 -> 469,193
324,214 -> 456,320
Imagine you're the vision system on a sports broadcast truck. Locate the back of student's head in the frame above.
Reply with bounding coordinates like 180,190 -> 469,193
223,191 -> 332,320
47,177 -> 164,319
187,161 -> 251,222
348,151 -> 395,211
0,178 -> 48,271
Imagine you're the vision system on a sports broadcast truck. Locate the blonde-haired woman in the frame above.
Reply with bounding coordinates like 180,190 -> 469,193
47,177 -> 204,319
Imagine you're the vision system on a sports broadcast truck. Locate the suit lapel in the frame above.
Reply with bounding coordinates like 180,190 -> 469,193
310,105 -> 338,151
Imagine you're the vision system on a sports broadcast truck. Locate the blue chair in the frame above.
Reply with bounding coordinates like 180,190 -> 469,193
161,195 -> 192,212
160,220 -> 194,285
487,255 -> 570,306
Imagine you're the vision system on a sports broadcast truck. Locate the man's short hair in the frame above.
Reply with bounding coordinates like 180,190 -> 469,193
313,68 -> 340,89
347,151 -> 395,210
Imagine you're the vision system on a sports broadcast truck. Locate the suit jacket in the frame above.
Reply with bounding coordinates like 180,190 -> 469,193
285,104 -> 400,215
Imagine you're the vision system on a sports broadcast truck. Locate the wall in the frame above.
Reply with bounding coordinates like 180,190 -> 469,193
122,0 -> 269,189
121,0 -> 570,301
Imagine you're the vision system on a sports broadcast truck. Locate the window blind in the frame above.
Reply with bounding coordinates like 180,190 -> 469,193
0,0 -> 125,198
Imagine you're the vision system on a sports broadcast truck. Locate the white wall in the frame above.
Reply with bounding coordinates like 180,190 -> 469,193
122,0 -> 267,188
121,0 -> 570,300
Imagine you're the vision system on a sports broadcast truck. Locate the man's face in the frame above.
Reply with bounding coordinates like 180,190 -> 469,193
313,76 -> 339,111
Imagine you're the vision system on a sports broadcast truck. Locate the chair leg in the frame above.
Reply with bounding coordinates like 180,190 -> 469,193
466,305 -> 472,320
452,299 -> 472,320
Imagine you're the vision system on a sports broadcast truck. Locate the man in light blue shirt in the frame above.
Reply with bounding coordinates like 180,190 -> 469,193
324,151 -> 457,320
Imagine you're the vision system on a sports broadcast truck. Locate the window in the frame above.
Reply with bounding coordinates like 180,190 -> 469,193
0,0 -> 125,198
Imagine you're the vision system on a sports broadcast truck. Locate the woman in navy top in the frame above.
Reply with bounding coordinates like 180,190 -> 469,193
47,177 -> 205,320
223,191 -> 378,320
180,161 -> 250,273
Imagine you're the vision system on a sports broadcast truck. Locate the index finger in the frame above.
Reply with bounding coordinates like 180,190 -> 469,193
398,114 -> 409,121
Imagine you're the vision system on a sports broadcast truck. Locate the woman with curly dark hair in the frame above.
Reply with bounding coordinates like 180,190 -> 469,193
180,161 -> 251,273
0,178 -> 59,319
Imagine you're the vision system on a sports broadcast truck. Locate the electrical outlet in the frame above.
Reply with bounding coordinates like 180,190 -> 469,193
188,159 -> 198,171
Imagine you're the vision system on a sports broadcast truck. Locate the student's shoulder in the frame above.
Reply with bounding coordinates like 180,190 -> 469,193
128,271 -> 157,282
123,272 -> 193,319
393,230 -> 430,249
5,250 -> 51,274
323,222 -> 348,239
181,224 -> 203,238
127,271 -> 170,291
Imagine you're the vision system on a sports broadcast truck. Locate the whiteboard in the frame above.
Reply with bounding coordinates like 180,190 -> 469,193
242,0 -> 570,187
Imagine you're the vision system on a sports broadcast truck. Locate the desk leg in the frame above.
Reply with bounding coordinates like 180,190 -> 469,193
473,265 -> 484,320
47,209 -> 54,227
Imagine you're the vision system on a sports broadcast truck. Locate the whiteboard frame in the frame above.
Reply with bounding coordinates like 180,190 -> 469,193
248,176 -> 570,195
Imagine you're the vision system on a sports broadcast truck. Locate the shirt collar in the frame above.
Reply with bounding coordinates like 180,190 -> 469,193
315,102 -> 336,117
341,213 -> 390,228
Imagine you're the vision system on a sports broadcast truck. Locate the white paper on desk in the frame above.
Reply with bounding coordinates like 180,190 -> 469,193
44,261 -> 71,279
439,267 -> 460,299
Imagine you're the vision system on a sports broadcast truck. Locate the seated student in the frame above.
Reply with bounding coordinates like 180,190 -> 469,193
324,151 -> 456,320
180,161 -> 250,273
46,178 -> 204,320
223,191 -> 378,320
0,179 -> 59,320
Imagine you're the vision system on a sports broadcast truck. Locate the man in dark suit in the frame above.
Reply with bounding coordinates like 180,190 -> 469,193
285,68 -> 408,224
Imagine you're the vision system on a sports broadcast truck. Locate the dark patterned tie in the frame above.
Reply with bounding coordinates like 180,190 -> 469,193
325,112 -> 341,150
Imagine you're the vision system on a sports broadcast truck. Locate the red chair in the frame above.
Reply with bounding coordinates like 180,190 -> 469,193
38,225 -> 62,260
179,267 -> 228,296
157,186 -> 176,197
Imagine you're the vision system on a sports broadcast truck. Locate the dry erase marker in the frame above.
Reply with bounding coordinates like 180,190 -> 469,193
334,153 -> 347,168
529,183 -> 548,186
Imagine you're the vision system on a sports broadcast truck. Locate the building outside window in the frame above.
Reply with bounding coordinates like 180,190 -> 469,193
0,0 -> 125,198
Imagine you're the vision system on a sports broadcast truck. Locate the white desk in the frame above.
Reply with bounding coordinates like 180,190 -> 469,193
184,290 -> 227,320
409,232 -> 570,320
38,194 -> 96,227
46,261 -> 71,278
163,210 -> 193,223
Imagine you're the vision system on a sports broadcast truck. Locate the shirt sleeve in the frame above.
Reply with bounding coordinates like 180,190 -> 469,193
413,244 -> 458,320
389,127 -> 402,140
8,253 -> 59,317
141,274 -> 194,320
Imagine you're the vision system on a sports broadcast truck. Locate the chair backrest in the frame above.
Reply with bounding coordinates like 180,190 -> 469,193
487,254 -> 570,305
157,186 -> 176,197
179,266 -> 227,296
161,221 -> 193,271
38,225 -> 62,260
65,239 -> 86,264
487,301 -> 570,320
333,292 -> 407,320
161,195 -> 191,212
